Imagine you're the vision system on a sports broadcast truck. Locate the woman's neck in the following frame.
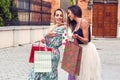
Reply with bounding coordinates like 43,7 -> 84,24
74,17 -> 82,30
74,17 -> 81,23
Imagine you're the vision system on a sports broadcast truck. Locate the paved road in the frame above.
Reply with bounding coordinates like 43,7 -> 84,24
93,38 -> 120,80
0,38 -> 120,80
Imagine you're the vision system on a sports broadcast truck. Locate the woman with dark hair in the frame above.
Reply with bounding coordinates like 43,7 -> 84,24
28,8 -> 67,80
67,5 -> 101,80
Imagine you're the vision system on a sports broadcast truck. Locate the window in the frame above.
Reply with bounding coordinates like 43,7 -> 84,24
25,2 -> 29,10
19,0 -> 24,9
15,0 -> 51,25
93,0 -> 118,3
18,0 -> 30,10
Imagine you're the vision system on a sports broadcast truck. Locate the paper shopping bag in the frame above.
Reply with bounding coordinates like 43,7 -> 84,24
29,44 -> 52,63
61,40 -> 82,76
34,50 -> 52,72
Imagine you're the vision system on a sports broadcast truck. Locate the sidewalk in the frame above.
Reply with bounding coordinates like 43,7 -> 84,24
0,38 -> 120,80
92,38 -> 120,80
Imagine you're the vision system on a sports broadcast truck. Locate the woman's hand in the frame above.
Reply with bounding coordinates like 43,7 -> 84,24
40,38 -> 46,43
72,34 -> 78,39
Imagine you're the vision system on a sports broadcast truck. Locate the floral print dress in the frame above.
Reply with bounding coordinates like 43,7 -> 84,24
28,27 -> 64,80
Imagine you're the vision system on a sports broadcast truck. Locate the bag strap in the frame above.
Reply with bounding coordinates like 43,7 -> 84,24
74,39 -> 79,45
38,41 -> 47,51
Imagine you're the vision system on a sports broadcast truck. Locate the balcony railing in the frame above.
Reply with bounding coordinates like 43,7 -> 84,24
12,0 -> 51,25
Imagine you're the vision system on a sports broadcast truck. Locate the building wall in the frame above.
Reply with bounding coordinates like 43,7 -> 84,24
50,0 -> 91,23
50,0 -> 60,23
14,0 -> 91,24
0,26 -> 49,48
12,0 -> 120,38
117,0 -> 120,37
0,28 -> 14,48
40,0 -> 60,23
118,0 -> 120,25
78,0 -> 92,23
60,0 -> 70,12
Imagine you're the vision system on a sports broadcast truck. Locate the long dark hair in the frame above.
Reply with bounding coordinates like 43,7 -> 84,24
68,5 -> 82,32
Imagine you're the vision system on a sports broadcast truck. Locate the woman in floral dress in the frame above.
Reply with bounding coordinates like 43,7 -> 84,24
28,8 -> 67,80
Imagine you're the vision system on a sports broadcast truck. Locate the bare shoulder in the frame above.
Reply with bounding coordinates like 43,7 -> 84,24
81,18 -> 89,29
81,18 -> 88,25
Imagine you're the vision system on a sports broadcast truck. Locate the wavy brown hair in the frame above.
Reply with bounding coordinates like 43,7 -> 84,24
67,5 -> 82,32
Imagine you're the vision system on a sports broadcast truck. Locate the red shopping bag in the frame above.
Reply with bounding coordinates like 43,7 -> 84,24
29,44 -> 52,63
61,40 -> 82,76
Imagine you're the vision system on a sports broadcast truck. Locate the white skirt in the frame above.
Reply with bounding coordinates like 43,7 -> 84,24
76,42 -> 101,80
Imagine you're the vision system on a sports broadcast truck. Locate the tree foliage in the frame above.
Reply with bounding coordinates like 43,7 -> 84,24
0,0 -> 12,26
0,0 -> 19,26
70,0 -> 76,5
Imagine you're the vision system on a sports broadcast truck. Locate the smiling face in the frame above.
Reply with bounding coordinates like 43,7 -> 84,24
54,10 -> 63,24
67,9 -> 75,21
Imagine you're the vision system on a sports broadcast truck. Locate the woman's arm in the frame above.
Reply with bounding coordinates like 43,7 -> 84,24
46,25 -> 57,37
74,19 -> 89,44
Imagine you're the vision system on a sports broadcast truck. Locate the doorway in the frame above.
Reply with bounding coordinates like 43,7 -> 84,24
92,3 -> 118,37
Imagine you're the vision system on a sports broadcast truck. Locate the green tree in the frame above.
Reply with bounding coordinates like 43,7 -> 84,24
70,0 -> 77,5
0,0 -> 19,26
0,17 -> 3,26
0,0 -> 12,26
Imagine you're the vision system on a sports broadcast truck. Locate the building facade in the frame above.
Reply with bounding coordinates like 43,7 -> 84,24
14,0 -> 120,37
92,0 -> 119,38
14,0 -> 52,25
60,0 -> 120,38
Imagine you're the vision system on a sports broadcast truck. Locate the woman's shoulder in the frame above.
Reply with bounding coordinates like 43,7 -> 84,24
81,18 -> 88,23
60,25 -> 67,29
81,18 -> 89,28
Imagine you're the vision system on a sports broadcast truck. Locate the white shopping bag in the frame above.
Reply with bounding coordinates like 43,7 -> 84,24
34,48 -> 52,72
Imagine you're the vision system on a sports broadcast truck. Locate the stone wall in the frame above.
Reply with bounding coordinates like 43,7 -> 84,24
60,0 -> 70,12
50,0 -> 60,23
117,0 -> 120,37
118,0 -> 120,25
0,26 -> 49,48
78,0 -> 92,23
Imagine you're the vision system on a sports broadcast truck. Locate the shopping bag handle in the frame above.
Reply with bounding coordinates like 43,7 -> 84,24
38,41 -> 47,51
67,39 -> 78,45
74,39 -> 79,45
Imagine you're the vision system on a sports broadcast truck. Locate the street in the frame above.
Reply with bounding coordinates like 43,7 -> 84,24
0,38 -> 120,80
